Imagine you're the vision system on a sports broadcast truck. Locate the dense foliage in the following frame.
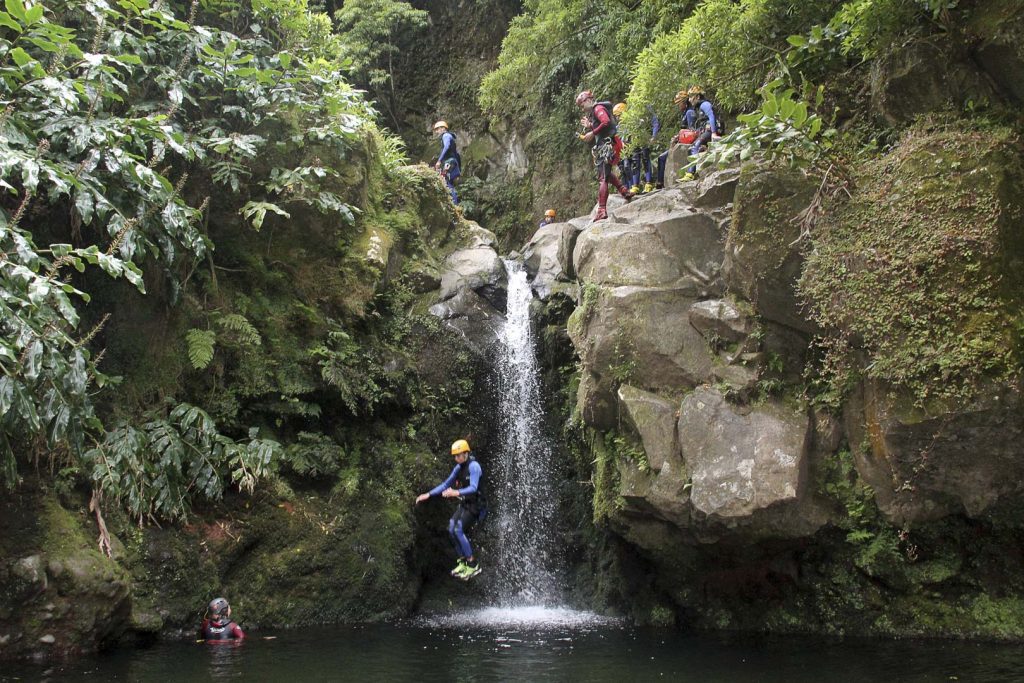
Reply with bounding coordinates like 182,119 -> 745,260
0,0 -> 470,521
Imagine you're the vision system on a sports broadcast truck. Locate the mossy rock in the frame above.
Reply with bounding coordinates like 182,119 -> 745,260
725,162 -> 819,334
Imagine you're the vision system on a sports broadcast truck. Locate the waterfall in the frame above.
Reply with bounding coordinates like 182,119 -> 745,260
492,260 -> 559,605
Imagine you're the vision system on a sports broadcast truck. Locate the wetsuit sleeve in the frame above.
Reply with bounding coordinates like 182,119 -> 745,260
684,108 -> 697,129
591,105 -> 613,136
438,132 -> 453,161
231,622 -> 246,639
651,113 -> 660,138
428,465 -> 460,496
700,101 -> 716,132
458,461 -> 482,497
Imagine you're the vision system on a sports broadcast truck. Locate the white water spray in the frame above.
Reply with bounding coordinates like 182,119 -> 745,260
492,260 -> 560,605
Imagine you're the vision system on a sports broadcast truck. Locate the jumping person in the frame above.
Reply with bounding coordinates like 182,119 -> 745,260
415,439 -> 485,580
199,597 -> 245,641
539,208 -> 557,228
433,120 -> 461,204
575,90 -> 634,221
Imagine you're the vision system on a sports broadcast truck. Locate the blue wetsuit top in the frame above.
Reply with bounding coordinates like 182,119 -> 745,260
650,111 -> 661,138
429,459 -> 482,497
438,131 -> 457,163
683,107 -> 697,130
697,100 -> 716,132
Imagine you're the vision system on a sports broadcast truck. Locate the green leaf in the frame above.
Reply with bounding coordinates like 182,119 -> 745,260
10,46 -> 32,67
786,35 -> 807,48
4,0 -> 25,22
23,2 -> 40,23
0,10 -> 21,31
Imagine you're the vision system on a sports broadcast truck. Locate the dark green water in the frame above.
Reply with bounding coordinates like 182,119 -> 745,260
5,608 -> 1024,682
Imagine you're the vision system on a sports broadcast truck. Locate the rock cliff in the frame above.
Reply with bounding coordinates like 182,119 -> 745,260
520,130 -> 1024,637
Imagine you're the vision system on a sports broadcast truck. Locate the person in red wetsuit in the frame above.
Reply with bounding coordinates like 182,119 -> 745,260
575,90 -> 634,221
200,597 -> 246,642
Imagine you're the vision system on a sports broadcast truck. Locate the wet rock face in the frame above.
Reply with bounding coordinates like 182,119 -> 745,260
845,381 -> 1024,525
0,497 -> 132,661
724,163 -> 818,334
428,223 -> 508,355
870,39 -> 1000,125
679,387 -> 811,520
521,221 -> 581,299
568,285 -> 716,401
617,385 -> 679,473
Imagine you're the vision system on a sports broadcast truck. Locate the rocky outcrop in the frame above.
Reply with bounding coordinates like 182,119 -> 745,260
870,38 -> 1001,125
723,163 -> 818,334
845,381 -> 1024,525
521,221 -> 581,299
679,387 -> 826,535
1,495 -> 131,661
428,222 -> 508,354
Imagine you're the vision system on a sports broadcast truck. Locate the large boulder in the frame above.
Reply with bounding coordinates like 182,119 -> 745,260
870,38 -> 1000,126
521,221 -> 581,298
573,209 -> 723,294
724,163 -> 818,334
680,167 -> 741,209
437,246 -> 507,309
688,299 -> 751,343
617,385 -> 679,472
845,381 -> 1024,525
428,288 -> 505,354
568,286 -> 715,407
662,143 -> 693,189
617,452 -> 691,529
679,387 -> 823,537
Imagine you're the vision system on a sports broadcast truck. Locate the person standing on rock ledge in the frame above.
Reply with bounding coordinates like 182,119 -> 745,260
575,90 -> 634,221
433,120 -> 461,205
539,208 -> 557,228
415,439 -> 486,581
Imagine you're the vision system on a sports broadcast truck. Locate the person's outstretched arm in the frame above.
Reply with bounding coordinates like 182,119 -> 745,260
415,465 -> 459,503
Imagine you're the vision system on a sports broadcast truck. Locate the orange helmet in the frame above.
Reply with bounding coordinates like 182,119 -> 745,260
544,209 -> 556,218
432,120 -> 448,131
451,439 -> 471,455
612,102 -> 627,117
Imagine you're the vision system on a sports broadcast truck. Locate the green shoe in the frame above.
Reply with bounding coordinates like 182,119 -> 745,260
681,172 -> 696,182
643,182 -> 655,193
450,559 -> 467,577
459,563 -> 482,581
629,185 -> 640,195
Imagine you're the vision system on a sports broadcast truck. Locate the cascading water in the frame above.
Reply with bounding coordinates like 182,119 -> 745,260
423,259 -> 612,628
491,260 -> 560,606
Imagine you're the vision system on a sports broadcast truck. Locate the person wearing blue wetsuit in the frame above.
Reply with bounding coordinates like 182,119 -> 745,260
415,438 -> 484,580
657,90 -> 697,188
683,86 -> 720,181
433,120 -> 461,204
632,106 -> 659,193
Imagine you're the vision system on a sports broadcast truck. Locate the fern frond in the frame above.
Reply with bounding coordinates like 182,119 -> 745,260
185,329 -> 216,370
216,313 -> 262,346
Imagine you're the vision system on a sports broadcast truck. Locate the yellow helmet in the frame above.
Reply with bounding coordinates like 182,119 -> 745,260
451,439 -> 471,455
687,85 -> 704,97
545,209 -> 556,218
433,120 -> 448,131
612,102 -> 627,117
673,89 -> 688,105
